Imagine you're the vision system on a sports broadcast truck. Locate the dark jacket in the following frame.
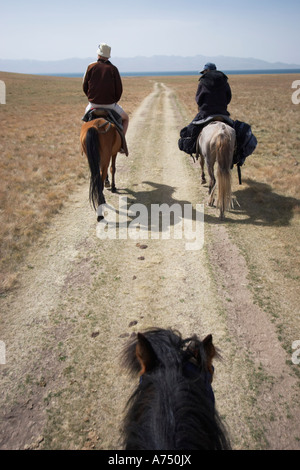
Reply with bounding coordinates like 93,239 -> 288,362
195,70 -> 232,119
83,59 -> 123,104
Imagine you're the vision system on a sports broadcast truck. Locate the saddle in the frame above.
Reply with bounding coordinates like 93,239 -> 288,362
192,114 -> 234,127
195,115 -> 234,157
82,108 -> 128,156
179,114 -> 234,158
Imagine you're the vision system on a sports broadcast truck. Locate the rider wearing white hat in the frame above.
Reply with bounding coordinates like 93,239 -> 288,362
96,43 -> 111,59
83,43 -> 129,134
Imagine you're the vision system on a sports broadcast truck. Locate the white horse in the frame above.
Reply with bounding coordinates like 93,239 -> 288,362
197,121 -> 236,219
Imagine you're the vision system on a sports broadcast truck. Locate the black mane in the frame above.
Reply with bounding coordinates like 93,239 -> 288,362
122,328 -> 231,450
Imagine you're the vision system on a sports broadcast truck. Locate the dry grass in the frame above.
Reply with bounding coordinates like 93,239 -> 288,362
1,72 -> 299,295
0,72 -> 153,293
1,71 -> 299,450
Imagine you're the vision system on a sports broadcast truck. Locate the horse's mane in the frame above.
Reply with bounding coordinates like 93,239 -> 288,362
122,328 -> 231,450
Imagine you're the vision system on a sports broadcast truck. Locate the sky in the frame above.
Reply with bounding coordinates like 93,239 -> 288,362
1,0 -> 300,64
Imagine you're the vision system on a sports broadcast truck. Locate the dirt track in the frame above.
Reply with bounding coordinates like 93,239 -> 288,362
0,82 -> 299,450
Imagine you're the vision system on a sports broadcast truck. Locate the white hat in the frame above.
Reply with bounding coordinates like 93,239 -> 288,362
97,43 -> 111,58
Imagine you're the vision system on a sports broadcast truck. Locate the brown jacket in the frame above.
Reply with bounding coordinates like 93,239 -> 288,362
83,59 -> 123,104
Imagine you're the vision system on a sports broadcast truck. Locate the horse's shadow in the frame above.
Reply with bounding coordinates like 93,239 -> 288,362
110,181 -> 201,235
111,178 -> 298,229
204,178 -> 299,227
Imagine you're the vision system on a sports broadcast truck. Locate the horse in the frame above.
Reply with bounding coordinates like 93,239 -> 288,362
80,117 -> 122,221
197,121 -> 236,219
121,327 -> 231,450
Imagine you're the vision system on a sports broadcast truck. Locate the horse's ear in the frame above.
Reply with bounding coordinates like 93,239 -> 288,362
202,334 -> 216,361
202,334 -> 216,380
136,333 -> 157,375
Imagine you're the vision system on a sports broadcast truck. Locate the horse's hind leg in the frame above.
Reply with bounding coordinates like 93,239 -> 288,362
207,165 -> 216,206
101,159 -> 110,195
110,154 -> 117,193
105,174 -> 110,188
96,164 -> 107,222
200,154 -> 206,184
96,186 -> 106,222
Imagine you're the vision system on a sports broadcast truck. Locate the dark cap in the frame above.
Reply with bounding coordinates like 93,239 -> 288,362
200,62 -> 217,73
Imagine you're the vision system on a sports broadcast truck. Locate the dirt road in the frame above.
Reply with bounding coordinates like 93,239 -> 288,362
0,82 -> 299,450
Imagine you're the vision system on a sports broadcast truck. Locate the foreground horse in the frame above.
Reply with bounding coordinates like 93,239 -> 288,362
122,328 -> 231,450
197,121 -> 236,219
80,118 -> 122,220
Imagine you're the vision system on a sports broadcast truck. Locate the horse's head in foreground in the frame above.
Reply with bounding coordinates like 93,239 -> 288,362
122,327 -> 231,450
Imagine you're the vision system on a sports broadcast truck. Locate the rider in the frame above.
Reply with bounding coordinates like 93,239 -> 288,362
83,43 -> 129,134
195,63 -> 232,120
178,62 -> 232,156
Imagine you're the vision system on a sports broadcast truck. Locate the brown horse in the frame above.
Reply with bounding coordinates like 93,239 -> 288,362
80,118 -> 122,221
197,121 -> 236,219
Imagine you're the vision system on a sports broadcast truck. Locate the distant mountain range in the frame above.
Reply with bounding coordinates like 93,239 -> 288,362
1,54 -> 299,75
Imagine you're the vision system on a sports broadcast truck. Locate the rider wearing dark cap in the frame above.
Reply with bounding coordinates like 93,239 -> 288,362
179,62 -> 257,165
195,63 -> 232,120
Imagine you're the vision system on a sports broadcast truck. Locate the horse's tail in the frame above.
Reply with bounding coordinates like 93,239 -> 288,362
215,127 -> 233,218
85,127 -> 103,210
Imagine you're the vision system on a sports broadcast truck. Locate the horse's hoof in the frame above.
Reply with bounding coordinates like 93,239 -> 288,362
105,181 -> 110,188
97,215 -> 104,222
201,179 -> 206,185
111,186 -> 116,193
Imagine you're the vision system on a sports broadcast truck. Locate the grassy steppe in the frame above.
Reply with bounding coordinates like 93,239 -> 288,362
0,71 -> 299,449
0,72 -> 299,296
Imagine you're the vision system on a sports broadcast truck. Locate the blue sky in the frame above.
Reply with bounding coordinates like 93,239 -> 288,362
1,0 -> 300,64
